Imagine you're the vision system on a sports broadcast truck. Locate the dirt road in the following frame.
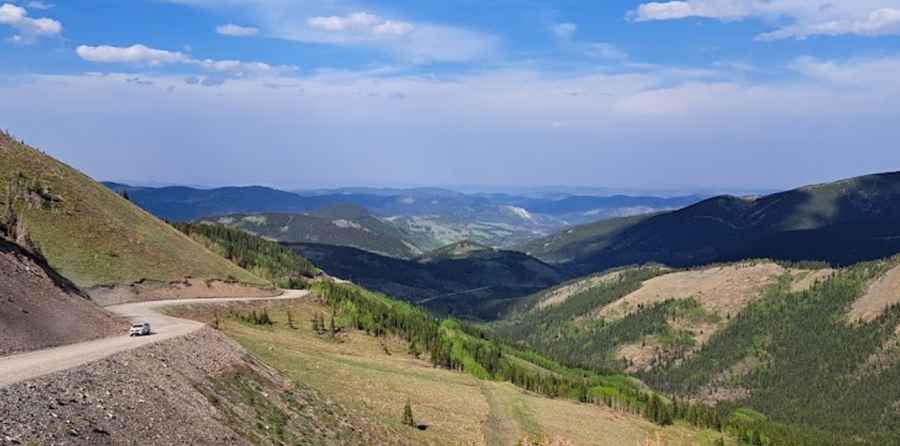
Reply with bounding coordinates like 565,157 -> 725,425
0,290 -> 308,388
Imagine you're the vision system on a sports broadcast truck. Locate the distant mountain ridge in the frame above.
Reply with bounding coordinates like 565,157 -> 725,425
105,181 -> 704,250
104,182 -> 701,222
521,171 -> 900,274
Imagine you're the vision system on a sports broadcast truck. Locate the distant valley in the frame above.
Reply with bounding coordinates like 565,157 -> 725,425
105,181 -> 702,251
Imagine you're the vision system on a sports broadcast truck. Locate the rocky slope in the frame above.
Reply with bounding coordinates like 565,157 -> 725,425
0,328 -> 368,445
0,238 -> 123,356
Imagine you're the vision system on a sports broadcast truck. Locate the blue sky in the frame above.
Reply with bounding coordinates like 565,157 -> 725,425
2,1 -> 900,191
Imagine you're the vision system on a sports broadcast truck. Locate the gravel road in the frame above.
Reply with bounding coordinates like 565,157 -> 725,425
0,290 -> 308,387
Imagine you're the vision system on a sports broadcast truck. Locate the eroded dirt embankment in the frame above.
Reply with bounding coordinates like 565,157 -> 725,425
0,239 -> 124,356
0,328 -> 360,445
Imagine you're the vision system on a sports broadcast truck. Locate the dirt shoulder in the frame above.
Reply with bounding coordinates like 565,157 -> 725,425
88,278 -> 280,306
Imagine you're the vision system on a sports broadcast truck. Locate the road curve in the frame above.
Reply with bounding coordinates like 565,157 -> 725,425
0,290 -> 309,388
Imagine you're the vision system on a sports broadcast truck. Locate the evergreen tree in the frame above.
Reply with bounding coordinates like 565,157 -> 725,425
402,399 -> 415,428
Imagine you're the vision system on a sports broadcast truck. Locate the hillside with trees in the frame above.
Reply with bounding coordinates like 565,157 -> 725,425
174,223 -> 319,289
290,242 -> 565,319
493,257 -> 900,444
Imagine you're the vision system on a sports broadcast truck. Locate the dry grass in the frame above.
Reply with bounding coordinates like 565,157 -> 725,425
615,337 -> 664,373
849,264 -> 900,322
171,298 -> 731,446
597,262 -> 829,367
596,262 -> 786,321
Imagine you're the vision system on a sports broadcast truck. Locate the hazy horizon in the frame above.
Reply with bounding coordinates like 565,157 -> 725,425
4,1 -> 900,191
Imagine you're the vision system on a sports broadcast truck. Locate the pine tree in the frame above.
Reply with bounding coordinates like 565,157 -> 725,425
329,310 -> 336,337
287,310 -> 296,329
402,399 -> 415,428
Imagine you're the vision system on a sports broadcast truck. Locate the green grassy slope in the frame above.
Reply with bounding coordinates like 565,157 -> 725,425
0,131 -> 265,288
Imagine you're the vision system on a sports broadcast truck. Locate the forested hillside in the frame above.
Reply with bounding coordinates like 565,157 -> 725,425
290,242 -> 564,319
494,258 -> 900,444
175,223 -> 318,288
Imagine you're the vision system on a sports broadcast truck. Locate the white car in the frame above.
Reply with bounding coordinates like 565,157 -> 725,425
129,322 -> 151,337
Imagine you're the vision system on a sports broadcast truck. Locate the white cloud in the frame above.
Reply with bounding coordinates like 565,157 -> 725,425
76,44 -> 296,78
306,12 -> 415,37
0,2 -> 61,43
631,0 -> 900,40
76,44 -> 189,65
550,22 -> 577,39
216,23 -> 259,37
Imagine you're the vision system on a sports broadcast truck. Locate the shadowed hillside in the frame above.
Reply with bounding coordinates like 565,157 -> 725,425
521,172 -> 900,274
289,242 -> 564,319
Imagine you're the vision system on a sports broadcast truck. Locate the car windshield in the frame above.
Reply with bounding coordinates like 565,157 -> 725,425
132,324 -> 144,328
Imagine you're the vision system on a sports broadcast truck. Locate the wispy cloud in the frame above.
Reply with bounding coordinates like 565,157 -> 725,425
630,0 -> 900,40
26,1 -> 52,10
6,54 -> 900,188
216,23 -> 259,37
163,0 -> 498,63
0,2 -> 61,43
76,44 -> 297,78
550,22 -> 577,39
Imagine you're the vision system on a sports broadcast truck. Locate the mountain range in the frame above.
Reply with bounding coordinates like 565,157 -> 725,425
519,172 -> 900,275
104,181 -> 702,249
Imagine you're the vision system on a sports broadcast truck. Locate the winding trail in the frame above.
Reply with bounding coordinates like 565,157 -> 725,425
0,290 -> 308,388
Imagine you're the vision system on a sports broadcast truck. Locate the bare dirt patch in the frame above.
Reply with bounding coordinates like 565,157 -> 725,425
596,262 -> 786,321
0,239 -> 124,356
849,264 -> 900,322
615,337 -> 665,373
88,278 -> 279,306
